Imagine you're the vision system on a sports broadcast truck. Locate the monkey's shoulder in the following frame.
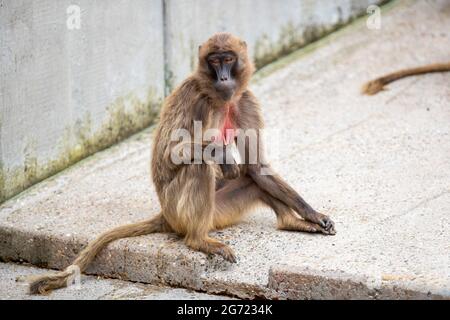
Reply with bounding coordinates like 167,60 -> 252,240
160,78 -> 206,119
236,90 -> 264,129
240,90 -> 258,101
165,77 -> 201,103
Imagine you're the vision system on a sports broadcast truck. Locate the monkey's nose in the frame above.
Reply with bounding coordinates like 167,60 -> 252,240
220,75 -> 228,81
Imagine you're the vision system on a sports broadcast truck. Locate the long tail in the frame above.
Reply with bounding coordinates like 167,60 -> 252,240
361,62 -> 450,95
18,214 -> 166,294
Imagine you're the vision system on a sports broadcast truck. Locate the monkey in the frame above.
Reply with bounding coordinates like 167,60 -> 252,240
19,33 -> 335,294
361,62 -> 450,95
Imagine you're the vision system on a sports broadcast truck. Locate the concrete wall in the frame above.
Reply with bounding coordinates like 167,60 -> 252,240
0,0 -> 383,202
163,0 -> 383,90
0,0 -> 165,202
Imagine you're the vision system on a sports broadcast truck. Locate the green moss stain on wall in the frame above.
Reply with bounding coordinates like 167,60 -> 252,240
253,0 -> 395,71
254,20 -> 350,70
0,87 -> 161,203
0,161 -> 4,203
253,0 -> 397,82
164,64 -> 175,96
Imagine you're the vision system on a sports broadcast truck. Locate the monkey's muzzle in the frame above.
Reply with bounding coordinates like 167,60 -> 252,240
212,63 -> 236,101
214,81 -> 236,101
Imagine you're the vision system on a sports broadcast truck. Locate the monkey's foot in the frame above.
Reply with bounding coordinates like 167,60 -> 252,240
191,237 -> 237,263
279,217 -> 335,235
206,239 -> 237,263
299,212 -> 336,235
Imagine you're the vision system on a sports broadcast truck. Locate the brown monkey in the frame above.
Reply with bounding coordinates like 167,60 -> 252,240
20,33 -> 335,294
362,62 -> 450,95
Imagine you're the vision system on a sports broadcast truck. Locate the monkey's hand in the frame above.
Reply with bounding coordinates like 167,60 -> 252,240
305,211 -> 336,235
215,143 -> 240,179
220,163 -> 240,180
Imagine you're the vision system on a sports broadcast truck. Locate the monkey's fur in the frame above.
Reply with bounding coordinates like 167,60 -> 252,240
362,62 -> 450,95
20,33 -> 335,294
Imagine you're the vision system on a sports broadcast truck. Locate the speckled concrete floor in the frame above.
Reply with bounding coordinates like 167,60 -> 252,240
0,262 -> 230,300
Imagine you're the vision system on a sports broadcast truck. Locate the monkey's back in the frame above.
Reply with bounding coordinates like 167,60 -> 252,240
151,77 -> 204,199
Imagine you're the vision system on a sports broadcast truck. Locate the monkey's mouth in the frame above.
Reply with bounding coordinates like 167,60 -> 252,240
211,61 -> 237,101
214,81 -> 236,101
215,87 -> 235,101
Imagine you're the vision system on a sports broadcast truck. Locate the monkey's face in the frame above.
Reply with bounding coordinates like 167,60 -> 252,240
198,33 -> 254,101
207,51 -> 238,101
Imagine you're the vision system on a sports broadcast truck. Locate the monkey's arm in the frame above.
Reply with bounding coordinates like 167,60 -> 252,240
168,140 -> 240,179
235,91 -> 334,229
362,62 -> 450,95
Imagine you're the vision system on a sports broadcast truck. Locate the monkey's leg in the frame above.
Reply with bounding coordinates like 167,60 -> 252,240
162,163 -> 237,263
214,176 -> 332,234
264,194 -> 334,235
248,165 -> 335,234
213,176 -> 263,229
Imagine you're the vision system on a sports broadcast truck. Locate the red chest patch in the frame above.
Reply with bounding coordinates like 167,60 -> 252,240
215,102 -> 237,145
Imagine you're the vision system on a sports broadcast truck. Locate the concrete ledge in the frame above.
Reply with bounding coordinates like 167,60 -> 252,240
268,265 -> 444,299
0,262 -> 231,300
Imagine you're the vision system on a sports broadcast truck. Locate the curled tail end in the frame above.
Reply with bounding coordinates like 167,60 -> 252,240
361,62 -> 450,96
17,266 -> 77,294
361,79 -> 385,95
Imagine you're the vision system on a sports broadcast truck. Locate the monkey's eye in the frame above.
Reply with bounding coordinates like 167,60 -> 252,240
210,59 -> 220,65
224,57 -> 235,64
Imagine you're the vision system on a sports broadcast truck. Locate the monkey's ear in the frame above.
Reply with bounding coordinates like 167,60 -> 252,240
240,41 -> 247,48
198,45 -> 202,52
